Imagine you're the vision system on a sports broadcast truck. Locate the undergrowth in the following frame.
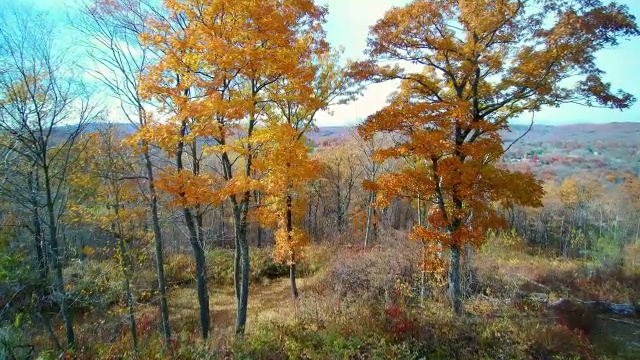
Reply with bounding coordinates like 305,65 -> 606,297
11,234 -> 640,359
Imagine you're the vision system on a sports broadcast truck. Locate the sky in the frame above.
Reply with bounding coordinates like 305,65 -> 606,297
317,0 -> 640,126
7,0 -> 640,127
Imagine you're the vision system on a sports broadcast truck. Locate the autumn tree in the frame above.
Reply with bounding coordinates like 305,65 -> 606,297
251,124 -> 319,301
137,6 -> 219,337
558,175 -> 601,257
250,48 -> 358,301
318,143 -> 364,235
0,7 -> 100,349
67,127 -> 145,352
77,0 -> 173,343
353,0 -> 638,315
623,176 -> 640,243
352,131 -> 389,249
139,0 -> 328,335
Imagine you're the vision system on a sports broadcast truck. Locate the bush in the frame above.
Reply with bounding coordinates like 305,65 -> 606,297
327,234 -> 421,304
0,315 -> 33,360
165,253 -> 196,286
232,319 -> 424,359
250,249 -> 289,280
64,260 -> 122,313
206,249 -> 235,285
206,246 -> 325,286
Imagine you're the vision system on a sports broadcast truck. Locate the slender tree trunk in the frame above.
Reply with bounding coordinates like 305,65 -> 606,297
232,199 -> 250,335
116,233 -> 138,351
233,204 -> 241,306
220,202 -> 226,241
177,128 -> 211,339
43,165 -> 75,350
290,264 -> 299,299
185,208 -> 211,338
286,194 -> 299,301
465,243 -> 475,286
255,190 -> 262,247
599,210 -> 603,239
34,212 -> 47,280
313,201 -> 319,238
143,149 -> 171,343
196,209 -> 205,251
336,189 -> 344,232
417,196 -> 426,304
364,190 -> 375,250
29,170 -> 47,281
449,245 -> 462,316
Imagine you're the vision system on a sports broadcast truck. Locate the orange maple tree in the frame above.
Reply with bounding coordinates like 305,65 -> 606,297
137,0 -> 328,334
353,0 -> 638,315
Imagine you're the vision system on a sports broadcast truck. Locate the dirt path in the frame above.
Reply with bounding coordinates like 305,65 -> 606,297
161,275 -> 318,341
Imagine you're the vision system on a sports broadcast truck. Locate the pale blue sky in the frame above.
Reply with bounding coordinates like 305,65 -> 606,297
7,0 -> 640,127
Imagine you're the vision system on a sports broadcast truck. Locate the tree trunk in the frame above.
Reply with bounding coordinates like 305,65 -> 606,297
220,202 -> 226,241
29,170 -> 47,281
117,235 -> 138,351
43,165 -> 75,350
177,127 -> 211,339
143,149 -> 171,343
290,264 -> 299,299
255,191 -> 262,247
364,190 -> 375,250
185,208 -> 211,339
232,200 -> 250,335
449,245 -> 462,316
417,196 -> 426,303
465,243 -> 475,288
286,194 -> 299,301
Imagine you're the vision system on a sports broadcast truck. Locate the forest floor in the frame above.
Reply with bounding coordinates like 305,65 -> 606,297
46,238 -> 640,359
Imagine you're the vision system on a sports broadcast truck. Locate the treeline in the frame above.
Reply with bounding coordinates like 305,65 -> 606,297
507,176 -> 640,262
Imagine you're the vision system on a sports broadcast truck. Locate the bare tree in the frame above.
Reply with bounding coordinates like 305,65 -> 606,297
74,0 -> 172,343
351,130 -> 388,249
0,7 -> 100,351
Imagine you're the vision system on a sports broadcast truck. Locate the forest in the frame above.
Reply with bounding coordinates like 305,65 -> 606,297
1,0 -> 639,359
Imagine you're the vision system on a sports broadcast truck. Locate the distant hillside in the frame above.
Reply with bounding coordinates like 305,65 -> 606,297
310,122 -> 640,182
504,122 -> 640,144
68,121 -> 639,182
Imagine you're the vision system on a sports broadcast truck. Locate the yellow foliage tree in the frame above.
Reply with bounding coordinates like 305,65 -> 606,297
252,123 -> 320,300
137,0 -> 328,334
67,127 -> 146,352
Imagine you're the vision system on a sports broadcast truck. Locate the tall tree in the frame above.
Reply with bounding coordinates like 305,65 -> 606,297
254,48 -> 359,300
139,0 -> 328,335
252,123 -> 319,302
67,127 -> 144,352
77,0 -> 172,343
353,0 -> 638,315
0,8 -> 99,350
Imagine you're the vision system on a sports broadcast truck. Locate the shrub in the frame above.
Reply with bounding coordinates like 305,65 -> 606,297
232,319 -> 425,359
250,249 -> 289,280
165,253 -> 196,286
206,249 -> 235,285
327,234 -> 421,304
64,260 -> 122,313
205,246 -> 326,286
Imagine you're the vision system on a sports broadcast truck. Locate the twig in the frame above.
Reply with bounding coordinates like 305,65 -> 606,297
500,112 -> 535,157
599,316 -> 640,328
